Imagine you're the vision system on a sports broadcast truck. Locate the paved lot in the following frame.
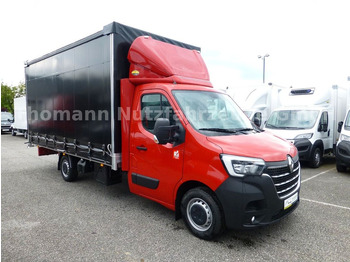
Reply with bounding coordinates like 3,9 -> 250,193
2,134 -> 350,261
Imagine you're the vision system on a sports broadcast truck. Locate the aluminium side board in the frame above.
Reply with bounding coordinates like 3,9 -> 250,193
25,22 -> 200,170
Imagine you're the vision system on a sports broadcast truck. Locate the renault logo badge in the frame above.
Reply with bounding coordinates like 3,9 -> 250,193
287,155 -> 293,173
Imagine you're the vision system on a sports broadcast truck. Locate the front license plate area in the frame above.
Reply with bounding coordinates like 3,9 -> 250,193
284,192 -> 298,210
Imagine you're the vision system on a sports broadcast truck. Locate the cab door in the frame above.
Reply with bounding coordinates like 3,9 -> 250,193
129,90 -> 185,208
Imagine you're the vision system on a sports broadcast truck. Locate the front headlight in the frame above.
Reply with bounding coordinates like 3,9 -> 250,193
339,134 -> 350,142
294,133 -> 313,139
220,154 -> 265,177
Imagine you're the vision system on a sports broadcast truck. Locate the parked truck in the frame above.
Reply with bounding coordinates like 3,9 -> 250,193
336,86 -> 350,172
264,85 -> 347,168
11,96 -> 28,138
228,83 -> 285,127
25,22 -> 300,240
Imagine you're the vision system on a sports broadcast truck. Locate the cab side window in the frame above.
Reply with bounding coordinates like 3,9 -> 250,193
319,111 -> 328,132
141,94 -> 175,133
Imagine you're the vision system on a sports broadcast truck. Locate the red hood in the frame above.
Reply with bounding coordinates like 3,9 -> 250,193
207,132 -> 297,162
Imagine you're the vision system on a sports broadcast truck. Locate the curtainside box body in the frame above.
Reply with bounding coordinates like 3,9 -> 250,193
25,22 -> 199,170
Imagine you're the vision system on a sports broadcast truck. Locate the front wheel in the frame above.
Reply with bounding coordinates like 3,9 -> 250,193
11,129 -> 16,136
336,162 -> 347,173
181,187 -> 224,240
309,147 -> 322,168
60,155 -> 78,182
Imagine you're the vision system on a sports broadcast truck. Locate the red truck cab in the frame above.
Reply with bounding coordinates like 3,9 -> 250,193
121,36 -> 300,239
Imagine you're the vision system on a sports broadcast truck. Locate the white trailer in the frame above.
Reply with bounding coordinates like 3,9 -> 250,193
11,96 -> 28,138
264,85 -> 347,168
336,86 -> 350,172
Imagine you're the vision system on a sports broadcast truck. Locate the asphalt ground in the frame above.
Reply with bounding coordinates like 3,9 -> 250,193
1,133 -> 350,261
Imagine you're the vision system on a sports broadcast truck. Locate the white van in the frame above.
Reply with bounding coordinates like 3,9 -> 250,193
264,85 -> 347,168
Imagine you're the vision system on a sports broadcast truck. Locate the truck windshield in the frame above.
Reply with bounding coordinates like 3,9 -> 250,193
243,111 -> 253,118
173,90 -> 254,135
1,112 -> 13,121
265,110 -> 319,129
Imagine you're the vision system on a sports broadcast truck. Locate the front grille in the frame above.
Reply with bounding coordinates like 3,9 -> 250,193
264,160 -> 300,199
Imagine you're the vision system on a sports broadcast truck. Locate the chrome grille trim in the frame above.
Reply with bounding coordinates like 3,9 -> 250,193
264,160 -> 301,199
274,174 -> 300,186
276,180 -> 299,194
270,166 -> 299,178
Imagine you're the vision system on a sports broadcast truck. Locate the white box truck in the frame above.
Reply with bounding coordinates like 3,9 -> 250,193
336,86 -> 350,172
227,83 -> 285,128
264,85 -> 347,168
11,96 -> 28,138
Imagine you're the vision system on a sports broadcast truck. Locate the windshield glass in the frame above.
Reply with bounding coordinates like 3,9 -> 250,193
243,111 -> 253,118
1,112 -> 13,121
173,90 -> 253,135
265,110 -> 319,129
345,110 -> 350,130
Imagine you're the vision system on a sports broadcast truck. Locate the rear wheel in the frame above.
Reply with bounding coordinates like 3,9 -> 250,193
309,147 -> 322,168
24,131 -> 28,139
181,187 -> 224,240
60,155 -> 78,182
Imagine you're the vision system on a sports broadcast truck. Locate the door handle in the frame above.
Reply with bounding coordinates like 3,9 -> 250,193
136,146 -> 147,151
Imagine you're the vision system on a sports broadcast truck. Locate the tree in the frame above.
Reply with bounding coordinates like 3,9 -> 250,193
13,82 -> 26,98
1,82 -> 26,113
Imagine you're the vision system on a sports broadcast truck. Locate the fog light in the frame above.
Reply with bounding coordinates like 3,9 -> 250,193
251,216 -> 255,223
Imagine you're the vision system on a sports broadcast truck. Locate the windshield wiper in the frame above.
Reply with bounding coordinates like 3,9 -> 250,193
266,124 -> 278,129
235,128 -> 255,132
281,127 -> 305,130
266,125 -> 305,130
199,128 -> 237,134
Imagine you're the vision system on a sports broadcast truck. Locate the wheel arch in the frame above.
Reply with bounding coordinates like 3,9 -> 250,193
175,180 -> 221,220
312,140 -> 324,155
57,153 -> 78,170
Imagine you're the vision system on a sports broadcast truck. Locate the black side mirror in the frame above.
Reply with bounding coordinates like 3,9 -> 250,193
253,117 -> 261,128
338,121 -> 344,133
154,118 -> 179,145
318,123 -> 328,132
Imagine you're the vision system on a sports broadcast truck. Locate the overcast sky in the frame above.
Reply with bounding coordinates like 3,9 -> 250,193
1,0 -> 349,90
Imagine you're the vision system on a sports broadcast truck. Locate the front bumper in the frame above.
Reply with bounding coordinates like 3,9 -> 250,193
1,125 -> 11,132
215,161 -> 300,229
293,138 -> 312,161
336,141 -> 350,167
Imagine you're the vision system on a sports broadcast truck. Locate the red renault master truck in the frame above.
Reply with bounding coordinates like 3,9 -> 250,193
25,22 -> 300,240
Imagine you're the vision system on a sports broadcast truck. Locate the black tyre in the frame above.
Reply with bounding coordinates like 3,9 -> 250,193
24,131 -> 28,139
181,187 -> 224,240
11,129 -> 16,136
309,147 -> 322,168
60,155 -> 78,182
336,162 -> 347,173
